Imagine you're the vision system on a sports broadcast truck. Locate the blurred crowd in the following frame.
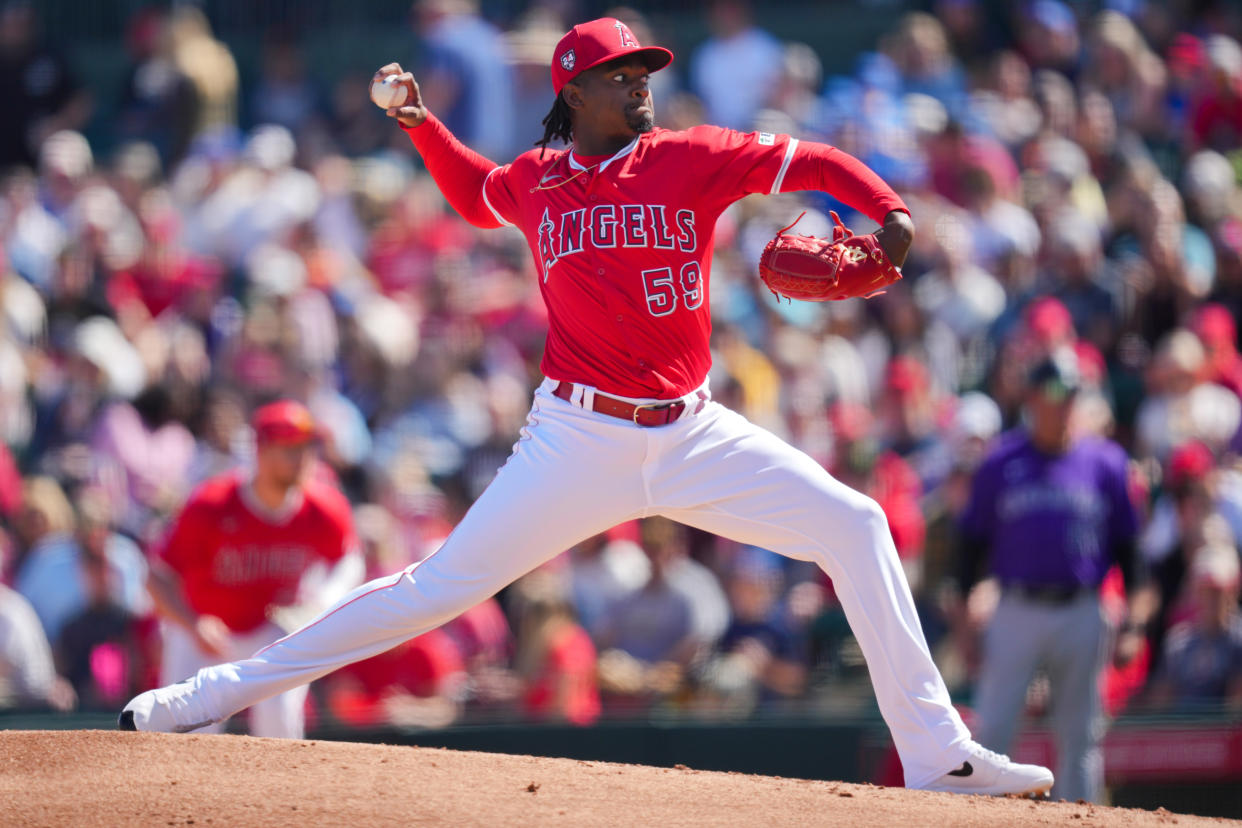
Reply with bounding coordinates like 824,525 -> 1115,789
1,0 -> 1242,735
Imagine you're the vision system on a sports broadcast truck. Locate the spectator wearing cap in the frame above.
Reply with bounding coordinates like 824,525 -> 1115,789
877,353 -> 947,492
700,547 -> 806,715
988,296 -> 1077,423
1149,541 -> 1242,711
1190,34 -> 1242,152
142,400 -> 363,738
1191,303 -> 1242,399
828,400 -> 926,589
1135,443 -> 1242,676
955,349 -> 1144,803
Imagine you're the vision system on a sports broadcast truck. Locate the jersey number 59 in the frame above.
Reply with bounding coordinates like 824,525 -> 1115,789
642,262 -> 703,317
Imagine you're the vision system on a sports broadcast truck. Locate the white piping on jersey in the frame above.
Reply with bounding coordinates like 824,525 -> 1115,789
568,135 -> 640,173
771,137 -> 800,195
482,167 -> 514,227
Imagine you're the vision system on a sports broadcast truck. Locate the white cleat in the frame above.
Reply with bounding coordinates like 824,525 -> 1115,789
118,679 -> 218,734
922,742 -> 1054,797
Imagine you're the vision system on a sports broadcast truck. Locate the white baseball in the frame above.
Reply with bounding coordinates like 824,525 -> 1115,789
370,75 -> 409,110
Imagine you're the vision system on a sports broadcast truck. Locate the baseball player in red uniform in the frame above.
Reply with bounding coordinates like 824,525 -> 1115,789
142,400 -> 363,737
121,19 -> 1052,795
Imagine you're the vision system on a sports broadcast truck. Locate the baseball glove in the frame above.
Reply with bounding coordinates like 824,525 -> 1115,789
759,211 -> 903,302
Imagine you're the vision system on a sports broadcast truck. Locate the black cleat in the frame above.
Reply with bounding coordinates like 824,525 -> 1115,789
118,710 -> 136,731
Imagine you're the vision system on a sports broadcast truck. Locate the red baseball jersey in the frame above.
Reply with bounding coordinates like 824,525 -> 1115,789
406,118 -> 907,399
158,473 -> 356,634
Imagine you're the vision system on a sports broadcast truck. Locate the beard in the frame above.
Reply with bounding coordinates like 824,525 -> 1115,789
627,107 -> 655,133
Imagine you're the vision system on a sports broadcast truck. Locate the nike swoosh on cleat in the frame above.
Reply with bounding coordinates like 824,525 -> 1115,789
174,720 -> 214,733
947,761 -> 973,778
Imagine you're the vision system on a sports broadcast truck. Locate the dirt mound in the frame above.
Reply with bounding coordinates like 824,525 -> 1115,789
0,730 -> 1228,827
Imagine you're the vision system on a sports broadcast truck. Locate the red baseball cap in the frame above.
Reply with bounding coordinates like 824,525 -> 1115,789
253,400 -> 318,446
551,18 -> 673,94
1192,303 -> 1236,348
1025,296 -> 1074,346
1166,440 -> 1214,490
884,355 -> 930,398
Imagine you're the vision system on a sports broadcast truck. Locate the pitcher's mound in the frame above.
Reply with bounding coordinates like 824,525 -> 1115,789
0,730 -> 1227,826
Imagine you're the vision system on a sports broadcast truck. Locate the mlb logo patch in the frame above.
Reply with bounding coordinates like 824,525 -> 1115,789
758,132 -> 776,146
560,49 -> 576,72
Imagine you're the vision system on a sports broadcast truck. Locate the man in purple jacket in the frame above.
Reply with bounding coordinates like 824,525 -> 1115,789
957,349 -> 1143,803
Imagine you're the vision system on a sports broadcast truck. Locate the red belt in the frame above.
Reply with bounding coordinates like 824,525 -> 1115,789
552,382 -> 708,427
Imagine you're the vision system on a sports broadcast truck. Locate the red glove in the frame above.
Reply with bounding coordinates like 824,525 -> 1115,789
759,211 -> 903,302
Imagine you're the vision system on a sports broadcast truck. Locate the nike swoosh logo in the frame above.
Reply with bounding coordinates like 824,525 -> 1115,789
947,761 -> 973,778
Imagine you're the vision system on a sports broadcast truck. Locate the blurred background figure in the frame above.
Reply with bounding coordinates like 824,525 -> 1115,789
0,0 -> 91,171
319,624 -> 466,730
510,569 -> 599,726
412,0 -> 514,162
699,547 -> 805,717
145,400 -> 363,738
166,5 -> 238,148
0,531 -> 75,712
53,488 -> 158,711
954,351 -> 1143,803
595,518 -> 711,711
1148,540 -> 1242,712
568,526 -> 649,642
116,7 -> 196,169
689,0 -> 782,132
14,478 -> 149,648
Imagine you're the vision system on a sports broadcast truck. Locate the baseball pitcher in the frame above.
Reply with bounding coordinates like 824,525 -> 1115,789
121,18 -> 1051,796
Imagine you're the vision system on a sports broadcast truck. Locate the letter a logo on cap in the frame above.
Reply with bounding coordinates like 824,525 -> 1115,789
615,20 -> 638,47
560,49 -> 576,71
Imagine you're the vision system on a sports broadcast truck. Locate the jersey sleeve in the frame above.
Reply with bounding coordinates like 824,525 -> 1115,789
401,114 -> 512,229
683,125 -> 803,206
480,163 -> 521,228
778,141 -> 909,223
157,495 -> 210,575
959,456 -> 1000,544
684,127 -> 908,223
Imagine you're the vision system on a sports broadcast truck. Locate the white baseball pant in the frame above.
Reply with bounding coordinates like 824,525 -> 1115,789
160,620 -> 307,738
185,379 -> 971,786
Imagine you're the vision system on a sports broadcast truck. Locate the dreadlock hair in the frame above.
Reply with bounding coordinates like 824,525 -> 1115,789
535,93 -> 573,158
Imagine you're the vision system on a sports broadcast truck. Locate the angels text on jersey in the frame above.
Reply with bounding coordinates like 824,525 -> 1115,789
536,203 -> 701,316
